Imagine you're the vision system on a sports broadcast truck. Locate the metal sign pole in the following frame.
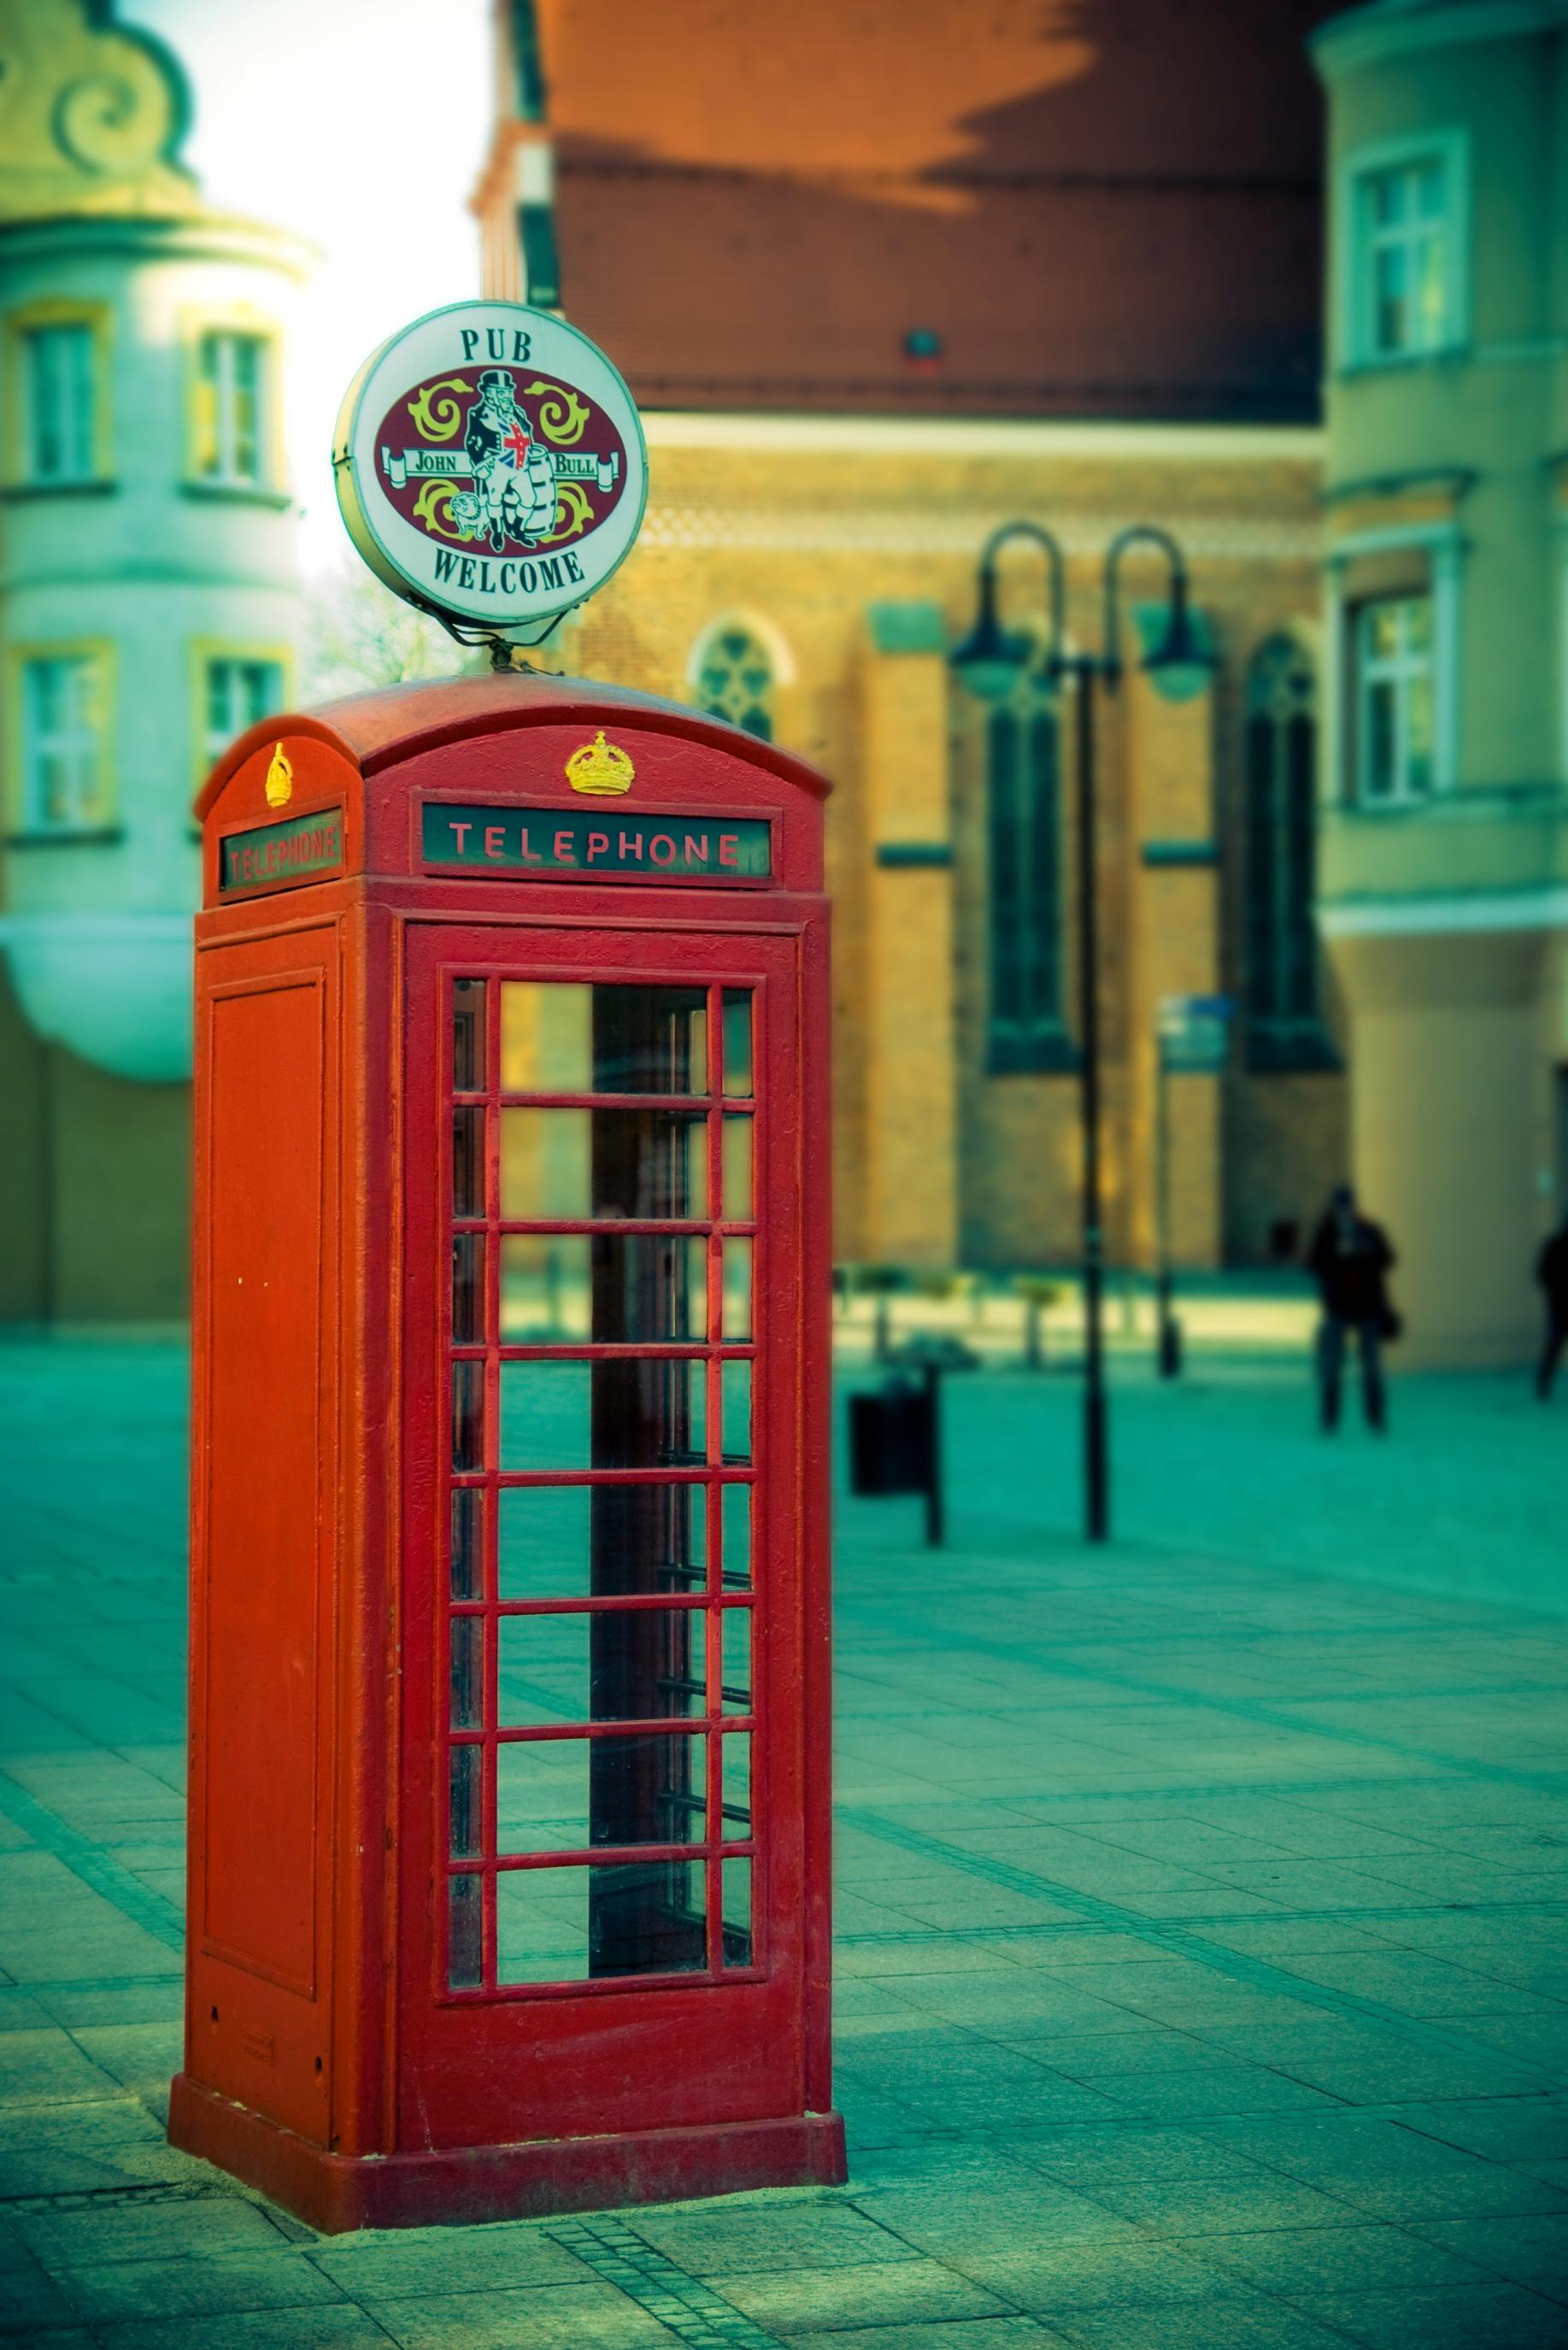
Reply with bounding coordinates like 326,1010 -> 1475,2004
1154,1032 -> 1181,1377
922,1362 -> 944,1549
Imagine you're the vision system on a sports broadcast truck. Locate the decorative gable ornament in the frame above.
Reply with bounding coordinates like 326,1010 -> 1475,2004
332,300 -> 649,656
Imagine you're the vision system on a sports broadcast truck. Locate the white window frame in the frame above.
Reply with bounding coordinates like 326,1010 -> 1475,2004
21,655 -> 104,833
197,328 -> 267,485
24,321 -> 96,484
1354,594 -> 1435,805
1340,129 -> 1470,368
203,655 -> 285,768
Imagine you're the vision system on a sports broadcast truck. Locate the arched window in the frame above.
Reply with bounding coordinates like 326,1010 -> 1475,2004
1244,637 -> 1325,1067
696,626 -> 773,742
987,688 -> 1066,1072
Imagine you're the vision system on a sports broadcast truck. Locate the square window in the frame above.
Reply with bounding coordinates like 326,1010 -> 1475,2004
203,659 -> 283,768
1354,594 -> 1434,805
197,331 -> 268,485
24,324 -> 95,483
1354,150 -> 1457,361
21,655 -> 104,833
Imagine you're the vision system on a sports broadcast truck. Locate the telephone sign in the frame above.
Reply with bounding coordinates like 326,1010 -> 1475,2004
423,804 -> 773,882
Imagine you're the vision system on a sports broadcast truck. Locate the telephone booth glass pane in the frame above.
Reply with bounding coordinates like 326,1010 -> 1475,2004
722,1115 -> 752,1220
453,1108 -> 484,1219
722,1483 -> 753,1589
497,1483 -> 707,1601
721,1607 -> 752,1710
443,973 -> 761,1993
450,1488 -> 483,1600
500,1235 -> 707,1342
500,981 -> 708,1095
500,1108 -> 708,1220
496,1733 -> 707,1853
452,979 -> 486,1090
496,1860 -> 707,1985
722,1238 -> 753,1340
721,990 -> 754,1097
497,1609 -> 707,1723
451,1234 -> 485,1343
721,1858 -> 753,1966
449,1874 -> 484,1987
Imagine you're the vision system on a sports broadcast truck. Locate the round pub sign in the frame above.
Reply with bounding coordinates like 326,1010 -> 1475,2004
333,300 -> 649,636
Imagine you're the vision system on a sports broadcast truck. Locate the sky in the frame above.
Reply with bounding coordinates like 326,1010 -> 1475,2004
122,0 -> 491,578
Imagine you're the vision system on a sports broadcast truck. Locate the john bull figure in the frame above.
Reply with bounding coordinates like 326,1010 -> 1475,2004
455,368 -> 557,552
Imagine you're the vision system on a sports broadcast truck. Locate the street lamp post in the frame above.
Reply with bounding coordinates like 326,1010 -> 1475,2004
951,521 -> 1215,1544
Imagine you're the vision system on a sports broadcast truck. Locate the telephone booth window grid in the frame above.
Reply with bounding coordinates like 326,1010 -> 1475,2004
443,973 -> 760,1994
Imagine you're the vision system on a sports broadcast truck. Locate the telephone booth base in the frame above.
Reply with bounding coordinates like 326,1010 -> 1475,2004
169,2073 -> 846,2234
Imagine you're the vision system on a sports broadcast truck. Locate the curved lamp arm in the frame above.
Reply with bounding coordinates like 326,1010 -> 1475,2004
978,520 -> 1067,670
1101,523 -> 1189,686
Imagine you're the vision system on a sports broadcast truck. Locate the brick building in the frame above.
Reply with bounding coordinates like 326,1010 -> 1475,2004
475,0 -> 1346,1272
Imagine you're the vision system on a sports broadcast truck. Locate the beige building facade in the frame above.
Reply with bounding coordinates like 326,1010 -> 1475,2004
475,0 -> 1352,1282
561,418 -> 1345,1275
1314,0 -> 1568,1362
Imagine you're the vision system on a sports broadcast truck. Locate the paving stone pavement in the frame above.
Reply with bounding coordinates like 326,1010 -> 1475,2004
3,1337 -> 1568,2347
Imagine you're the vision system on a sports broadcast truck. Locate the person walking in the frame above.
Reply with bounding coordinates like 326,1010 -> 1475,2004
1307,1183 -> 1397,1433
1536,1213 -> 1568,1401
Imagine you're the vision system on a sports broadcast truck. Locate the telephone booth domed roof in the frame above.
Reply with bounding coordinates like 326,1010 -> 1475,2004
196,670 -> 830,821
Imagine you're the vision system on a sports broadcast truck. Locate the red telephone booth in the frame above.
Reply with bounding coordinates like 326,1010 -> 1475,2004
169,673 -> 843,2230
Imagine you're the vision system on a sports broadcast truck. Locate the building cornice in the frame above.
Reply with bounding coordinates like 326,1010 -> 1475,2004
1312,0 -> 1568,83
641,412 -> 1324,465
0,210 -> 318,280
1324,467 -> 1475,507
1318,882 -> 1568,937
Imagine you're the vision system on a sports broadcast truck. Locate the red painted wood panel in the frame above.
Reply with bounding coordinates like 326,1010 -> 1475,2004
203,974 -> 326,1994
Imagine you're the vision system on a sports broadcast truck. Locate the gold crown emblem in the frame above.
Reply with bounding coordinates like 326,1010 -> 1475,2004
566,731 -> 634,796
264,742 -> 293,808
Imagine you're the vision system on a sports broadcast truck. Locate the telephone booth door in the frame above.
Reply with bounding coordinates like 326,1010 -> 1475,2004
397,918 -> 820,2152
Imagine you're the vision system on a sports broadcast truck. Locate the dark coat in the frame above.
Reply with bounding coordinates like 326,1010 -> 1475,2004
1307,1213 -> 1395,1324
1539,1228 -> 1568,1316
464,406 -> 508,474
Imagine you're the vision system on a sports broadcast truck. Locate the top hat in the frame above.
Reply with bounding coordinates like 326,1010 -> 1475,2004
477,367 -> 514,396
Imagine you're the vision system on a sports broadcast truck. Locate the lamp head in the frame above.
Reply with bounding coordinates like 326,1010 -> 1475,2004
949,567 -> 1034,702
1141,577 -> 1219,703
